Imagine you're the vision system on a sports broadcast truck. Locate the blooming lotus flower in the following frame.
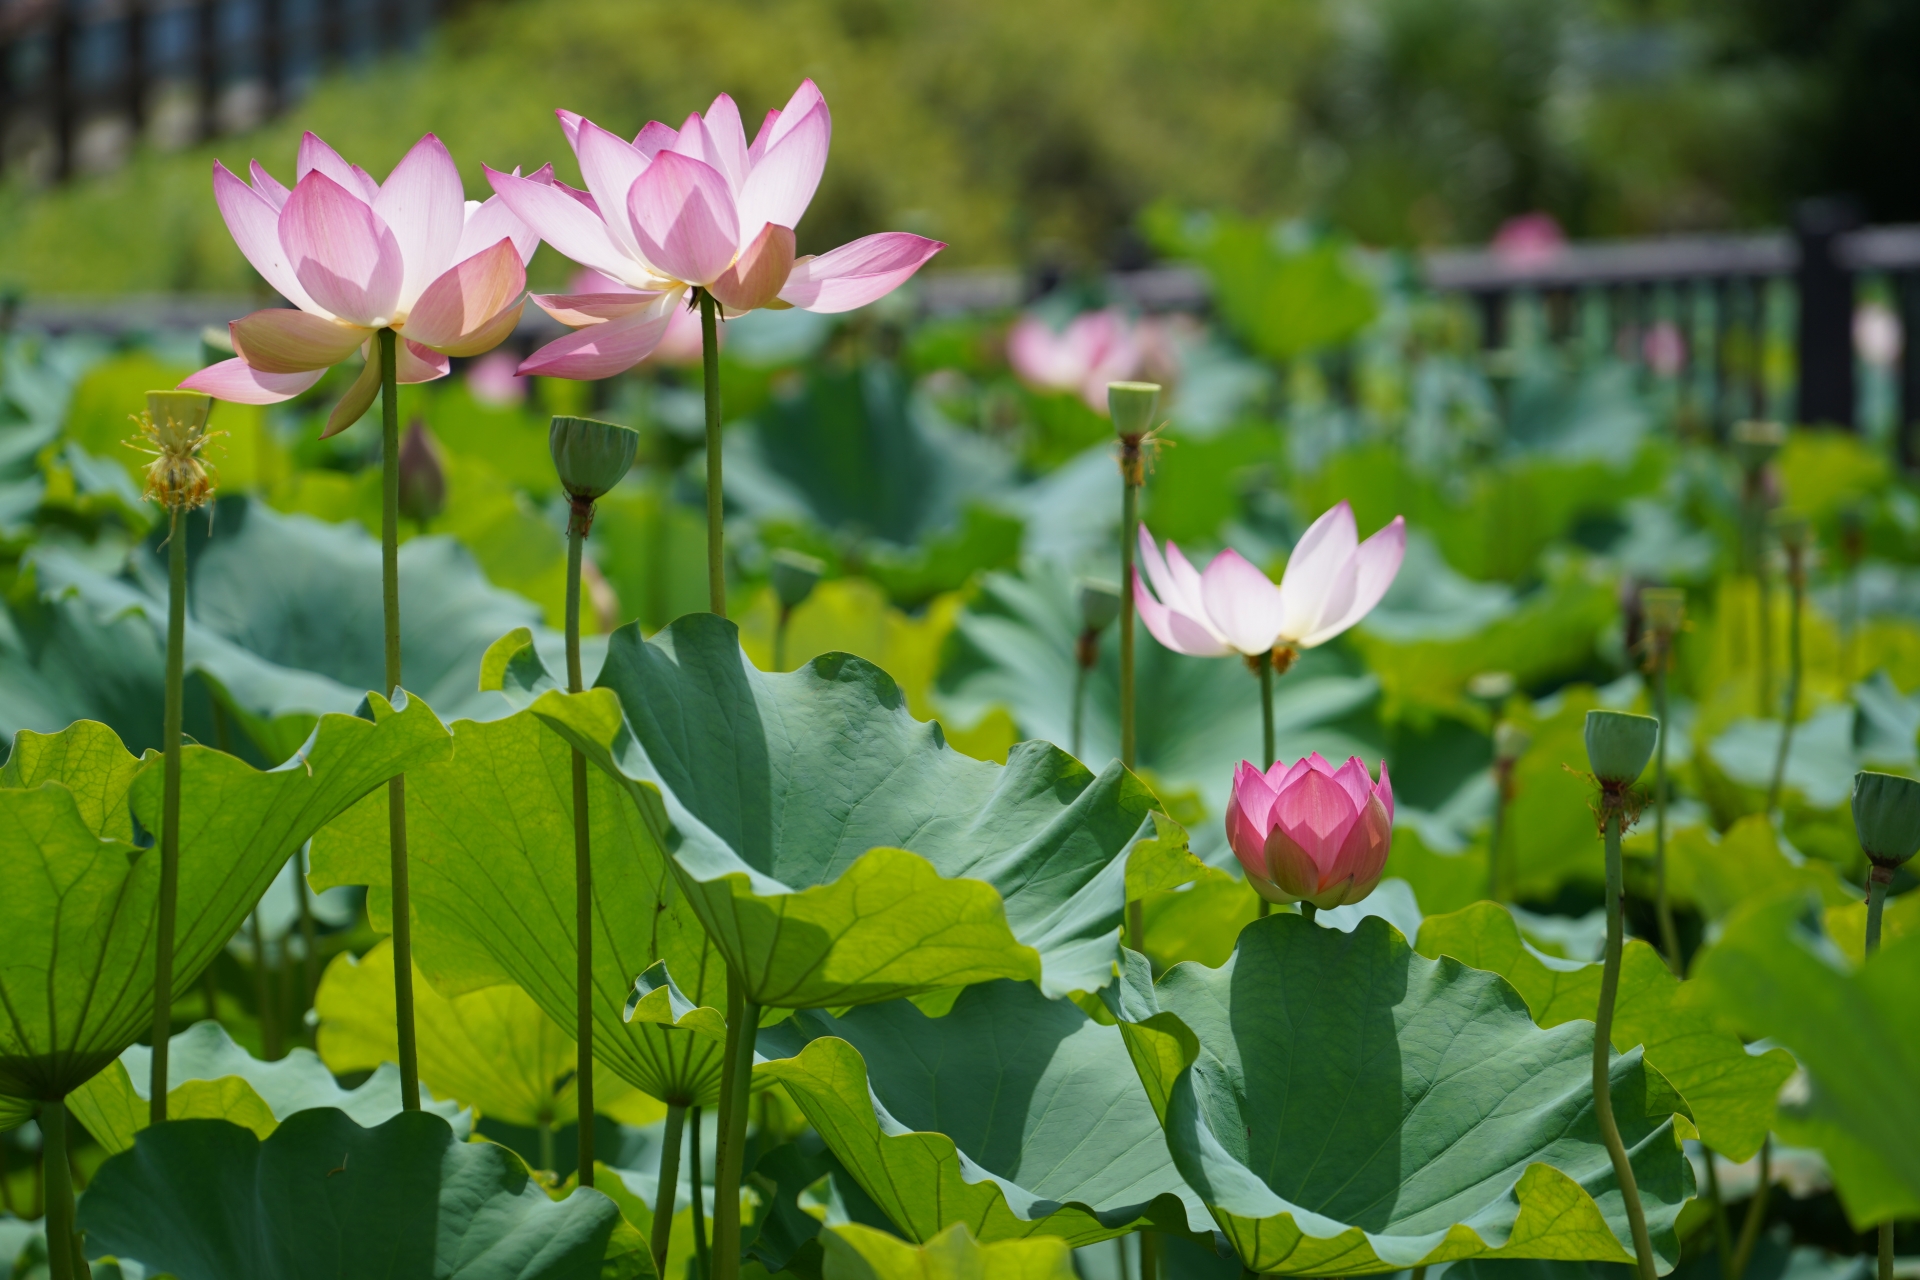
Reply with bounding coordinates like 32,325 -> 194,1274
181,133 -> 540,434
1227,754 -> 1394,907
1008,308 -> 1158,412
1134,501 -> 1406,658
486,80 -> 946,379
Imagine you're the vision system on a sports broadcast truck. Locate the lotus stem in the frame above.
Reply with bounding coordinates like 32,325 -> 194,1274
1299,901 -> 1316,923
40,1098 -> 84,1280
566,505 -> 596,1188
699,290 -> 726,618
1487,769 -> 1509,905
252,907 -> 279,1059
1729,1138 -> 1771,1279
149,504 -> 187,1124
1595,806 -> 1659,1280
1137,1234 -> 1157,1280
538,1113 -> 555,1176
774,605 -> 791,672
1866,874 -> 1893,1280
711,977 -> 760,1280
1651,655 -> 1681,973
1119,467 -> 1139,770
378,327 -> 421,1112
295,846 -> 318,1005
1766,540 -> 1804,818
690,1105 -> 711,1280
1755,559 -> 1772,720
1257,651 -> 1275,769
653,1102 -> 687,1277
1704,1147 -> 1736,1280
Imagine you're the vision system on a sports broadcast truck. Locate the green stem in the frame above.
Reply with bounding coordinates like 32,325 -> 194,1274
295,846 -> 318,1007
1071,659 -> 1088,761
150,505 -> 187,1124
378,327 -> 420,1111
1596,807 -> 1659,1280
1119,459 -> 1138,771
774,606 -> 790,673
1879,1225 -> 1894,1280
252,907 -> 278,1059
690,1106 -> 711,1280
1487,764 -> 1508,905
653,1103 -> 687,1278
1766,567 -> 1802,817
1756,567 -> 1773,720
538,1114 -> 555,1175
566,513 -> 595,1188
41,1099 -> 83,1280
1728,1138 -> 1771,1279
712,977 -> 759,1280
699,290 -> 726,617
1299,901 -> 1317,923
1258,653 -> 1275,768
1653,661 -> 1681,973
1866,877 -> 1893,1280
1704,1146 -> 1735,1280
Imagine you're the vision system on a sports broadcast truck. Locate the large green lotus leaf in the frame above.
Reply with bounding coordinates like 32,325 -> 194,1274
1689,893 -> 1920,1227
22,496 -> 570,761
67,1019 -> 468,1154
308,707 -> 741,1109
76,1110 -> 622,1279
820,1221 -> 1077,1280
1103,915 -> 1694,1276
529,613 -> 1186,1007
0,698 -> 448,1106
1660,817 -> 1854,922
756,979 -> 1207,1249
1415,902 -> 1793,1161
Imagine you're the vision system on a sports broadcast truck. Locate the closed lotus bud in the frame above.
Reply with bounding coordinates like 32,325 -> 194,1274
1641,587 -> 1685,635
1852,771 -> 1920,870
1108,381 -> 1160,438
550,415 -> 639,502
771,548 -> 826,611
1225,753 -> 1394,909
1078,579 -> 1122,633
1730,420 -> 1785,472
397,419 -> 446,527
1584,710 -> 1658,787
133,390 -> 218,511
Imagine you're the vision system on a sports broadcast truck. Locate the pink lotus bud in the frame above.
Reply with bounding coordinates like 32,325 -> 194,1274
1225,754 -> 1394,909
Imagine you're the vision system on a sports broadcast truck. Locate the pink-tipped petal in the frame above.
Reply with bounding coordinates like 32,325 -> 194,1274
574,118 -> 653,260
456,194 -> 540,266
1261,827 -> 1322,902
280,171 -> 405,328
1374,760 -> 1394,822
737,101 -> 828,245
1199,547 -> 1285,656
1007,316 -> 1081,392
1230,761 -> 1282,836
228,308 -> 368,373
1272,768 -> 1364,874
1329,756 -> 1376,813
1137,525 -> 1213,623
401,238 -> 526,353
1325,793 -> 1392,899
297,132 -> 379,202
485,164 -> 642,287
628,151 -> 740,286
395,339 -> 450,385
247,159 -> 291,209
1133,570 -> 1232,657
516,298 -> 677,380
633,120 -> 678,160
1226,785 -> 1272,882
556,108 -> 586,150
759,79 -> 827,156
212,161 -> 320,313
321,358 -> 383,438
179,358 -> 324,405
746,108 -> 782,165
1277,501 -> 1359,641
1300,516 -> 1408,647
1269,757 -> 1312,789
707,223 -> 796,312
699,94 -> 750,193
531,289 -> 674,327
777,232 -> 944,313
373,133 -> 467,310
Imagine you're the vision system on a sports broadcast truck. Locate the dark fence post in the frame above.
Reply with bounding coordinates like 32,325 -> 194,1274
1475,290 -> 1505,350
1794,197 -> 1862,429
50,0 -> 76,180
197,0 -> 219,140
261,0 -> 284,114
127,0 -> 149,133
1898,271 -> 1920,471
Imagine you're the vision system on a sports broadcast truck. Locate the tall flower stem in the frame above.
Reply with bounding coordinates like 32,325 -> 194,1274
566,501 -> 596,1188
1118,433 -> 1144,951
689,1106 -> 710,1280
377,328 -> 420,1111
1704,1151 -> 1736,1280
1729,1139 -> 1772,1279
1486,767 -> 1510,905
652,1102 -> 687,1277
1255,651 -> 1275,768
699,290 -> 726,617
711,976 -> 760,1280
1651,650 -> 1681,973
1595,804 -> 1659,1280
1866,871 -> 1893,1280
149,504 -> 187,1123
1767,533 -> 1805,818
40,1099 -> 82,1280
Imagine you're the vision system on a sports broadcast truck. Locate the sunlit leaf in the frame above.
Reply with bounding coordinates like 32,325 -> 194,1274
820,1221 -> 1077,1280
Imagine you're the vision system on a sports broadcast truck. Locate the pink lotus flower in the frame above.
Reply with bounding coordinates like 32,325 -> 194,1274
1491,212 -> 1565,268
1134,501 -> 1406,658
1008,309 -> 1156,411
180,133 -> 539,435
486,80 -> 946,380
1227,754 -> 1394,907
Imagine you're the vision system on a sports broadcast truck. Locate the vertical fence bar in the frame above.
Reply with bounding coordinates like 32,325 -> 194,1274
322,0 -> 346,66
126,0 -> 149,133
1475,289 -> 1505,350
1897,271 -> 1920,471
50,0 -> 76,180
1794,197 -> 1861,429
261,0 -> 283,113
197,0 -> 219,140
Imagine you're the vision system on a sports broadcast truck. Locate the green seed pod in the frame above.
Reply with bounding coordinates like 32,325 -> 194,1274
1108,381 -> 1161,438
1078,579 -> 1121,633
1584,710 -> 1658,786
1852,770 -> 1920,868
1467,670 -> 1516,703
1640,586 -> 1685,635
770,548 -> 826,611
549,415 -> 638,502
1730,419 -> 1786,472
134,390 -> 218,511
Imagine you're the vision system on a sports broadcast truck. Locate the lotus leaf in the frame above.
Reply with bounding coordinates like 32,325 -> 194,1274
66,1019 -> 468,1153
0,698 -> 448,1109
757,979 -> 1207,1248
820,1221 -> 1077,1280
527,613 -> 1192,1006
76,1110 -> 622,1279
1102,915 -> 1694,1275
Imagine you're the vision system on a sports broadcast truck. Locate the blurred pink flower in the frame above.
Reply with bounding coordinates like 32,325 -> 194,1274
466,350 -> 526,406
1007,308 -> 1166,412
1134,501 -> 1406,657
486,80 -> 945,380
1856,301 -> 1903,368
180,132 -> 539,436
1642,321 -> 1686,377
1491,212 -> 1565,268
1226,753 -> 1394,908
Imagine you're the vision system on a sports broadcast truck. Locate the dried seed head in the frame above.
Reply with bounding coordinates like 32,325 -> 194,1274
128,391 -> 220,512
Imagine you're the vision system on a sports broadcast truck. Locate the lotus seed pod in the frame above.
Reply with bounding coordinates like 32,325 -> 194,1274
770,548 -> 826,611
1584,710 -> 1658,786
1078,579 -> 1122,633
1468,670 -> 1516,702
397,420 -> 446,526
1730,419 -> 1786,472
1108,381 -> 1160,437
1640,586 -> 1685,634
549,416 -> 638,502
1852,770 -> 1920,868
1493,720 -> 1531,764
